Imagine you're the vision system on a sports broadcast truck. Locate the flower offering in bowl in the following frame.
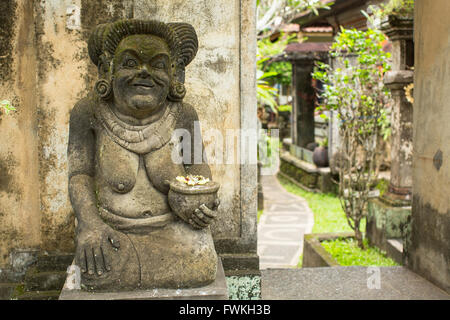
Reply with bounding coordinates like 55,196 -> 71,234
168,175 -> 219,223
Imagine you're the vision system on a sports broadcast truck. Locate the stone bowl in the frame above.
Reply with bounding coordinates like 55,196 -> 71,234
168,180 -> 220,223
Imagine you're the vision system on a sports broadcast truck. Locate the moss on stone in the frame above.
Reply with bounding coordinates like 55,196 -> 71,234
280,159 -> 318,189
226,275 -> 261,300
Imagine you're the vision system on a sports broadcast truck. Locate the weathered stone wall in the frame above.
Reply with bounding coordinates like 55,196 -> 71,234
0,0 -> 257,273
406,0 -> 450,293
0,0 -> 42,268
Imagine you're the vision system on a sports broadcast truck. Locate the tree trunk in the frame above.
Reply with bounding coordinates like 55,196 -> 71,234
354,221 -> 365,250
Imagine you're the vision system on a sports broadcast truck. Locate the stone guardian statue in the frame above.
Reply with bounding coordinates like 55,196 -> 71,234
67,19 -> 220,291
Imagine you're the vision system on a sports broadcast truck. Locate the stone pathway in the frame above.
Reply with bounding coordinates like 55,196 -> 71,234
258,174 -> 314,269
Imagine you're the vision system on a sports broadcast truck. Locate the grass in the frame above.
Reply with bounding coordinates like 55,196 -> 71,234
375,178 -> 389,197
277,174 -> 364,233
322,238 -> 398,267
277,174 -> 398,267
297,254 -> 303,268
257,210 -> 263,223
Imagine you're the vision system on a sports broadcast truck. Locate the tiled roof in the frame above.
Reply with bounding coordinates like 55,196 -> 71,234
280,24 -> 300,33
301,26 -> 334,33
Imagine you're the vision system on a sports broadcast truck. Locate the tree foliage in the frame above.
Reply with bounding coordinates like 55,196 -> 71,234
257,0 -> 333,34
256,1 -> 332,112
257,32 -> 296,112
313,28 -> 392,249
367,0 -> 414,20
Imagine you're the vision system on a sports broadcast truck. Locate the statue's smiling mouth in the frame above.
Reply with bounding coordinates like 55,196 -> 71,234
132,81 -> 155,88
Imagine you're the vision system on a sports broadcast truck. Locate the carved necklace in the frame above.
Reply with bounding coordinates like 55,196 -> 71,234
95,100 -> 180,155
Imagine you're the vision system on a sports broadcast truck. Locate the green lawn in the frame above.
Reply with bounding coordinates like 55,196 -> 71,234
322,238 -> 398,267
277,174 -> 362,233
277,174 -> 397,267
257,210 -> 263,223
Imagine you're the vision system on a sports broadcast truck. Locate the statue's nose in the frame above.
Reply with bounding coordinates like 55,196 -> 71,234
138,66 -> 151,78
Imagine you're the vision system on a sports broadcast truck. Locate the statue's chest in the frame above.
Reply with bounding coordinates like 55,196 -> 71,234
95,129 -> 185,194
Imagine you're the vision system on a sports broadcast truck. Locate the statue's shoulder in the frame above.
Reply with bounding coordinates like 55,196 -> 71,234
178,102 -> 200,123
70,93 -> 96,123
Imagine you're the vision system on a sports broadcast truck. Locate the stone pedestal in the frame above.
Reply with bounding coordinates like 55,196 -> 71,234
379,16 -> 414,204
367,198 -> 411,256
366,16 -> 414,259
59,258 -> 228,300
383,70 -> 414,203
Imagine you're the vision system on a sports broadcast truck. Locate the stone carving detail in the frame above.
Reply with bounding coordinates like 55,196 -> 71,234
67,19 -> 220,291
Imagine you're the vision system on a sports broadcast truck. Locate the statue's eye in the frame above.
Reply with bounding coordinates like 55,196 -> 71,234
125,58 -> 138,68
153,61 -> 166,69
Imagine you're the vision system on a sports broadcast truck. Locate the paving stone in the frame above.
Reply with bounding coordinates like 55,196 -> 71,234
258,174 -> 314,269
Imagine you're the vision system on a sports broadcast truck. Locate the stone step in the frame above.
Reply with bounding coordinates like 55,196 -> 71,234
34,253 -> 74,272
261,267 -> 450,300
24,269 -> 67,292
0,283 -> 22,300
14,290 -> 60,300
386,238 -> 403,265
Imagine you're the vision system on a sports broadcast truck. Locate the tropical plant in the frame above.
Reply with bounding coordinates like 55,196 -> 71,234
319,136 -> 328,148
256,32 -> 296,112
256,1 -> 333,112
257,64 -> 279,113
258,34 -> 295,86
313,28 -> 392,249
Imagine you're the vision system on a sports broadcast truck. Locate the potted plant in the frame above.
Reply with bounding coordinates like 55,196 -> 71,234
366,0 -> 414,33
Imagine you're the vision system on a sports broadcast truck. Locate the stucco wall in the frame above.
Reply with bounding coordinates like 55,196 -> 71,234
0,0 -> 41,267
0,0 -> 257,271
407,0 -> 450,293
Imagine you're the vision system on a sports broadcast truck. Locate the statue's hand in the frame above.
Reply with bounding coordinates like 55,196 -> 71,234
188,199 -> 220,229
75,222 -> 121,276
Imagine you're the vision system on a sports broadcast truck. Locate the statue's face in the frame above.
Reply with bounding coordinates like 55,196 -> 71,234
112,34 -> 171,118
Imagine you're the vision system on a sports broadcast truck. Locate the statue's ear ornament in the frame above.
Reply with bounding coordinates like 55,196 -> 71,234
95,78 -> 113,100
167,81 -> 186,102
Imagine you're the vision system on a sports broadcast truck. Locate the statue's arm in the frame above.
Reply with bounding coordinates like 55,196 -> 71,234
180,103 -> 219,229
67,98 -> 103,228
68,98 -> 120,275
181,103 -> 212,178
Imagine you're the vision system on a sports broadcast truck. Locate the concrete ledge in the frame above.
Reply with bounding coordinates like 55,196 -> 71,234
220,253 -> 260,276
302,233 -> 354,268
280,152 -> 336,193
59,258 -> 228,300
282,151 -> 317,174
386,239 -> 403,265
384,70 -> 414,86
261,266 -> 450,300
